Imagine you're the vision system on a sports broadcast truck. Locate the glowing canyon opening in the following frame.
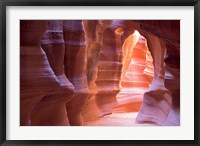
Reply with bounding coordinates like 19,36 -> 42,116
20,20 -> 180,126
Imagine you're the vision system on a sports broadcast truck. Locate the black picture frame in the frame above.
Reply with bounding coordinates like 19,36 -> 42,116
0,0 -> 199,145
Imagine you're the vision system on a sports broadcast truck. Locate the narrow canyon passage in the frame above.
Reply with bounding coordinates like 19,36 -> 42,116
84,32 -> 154,126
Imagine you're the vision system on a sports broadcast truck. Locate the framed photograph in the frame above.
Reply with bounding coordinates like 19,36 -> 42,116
1,0 -> 199,145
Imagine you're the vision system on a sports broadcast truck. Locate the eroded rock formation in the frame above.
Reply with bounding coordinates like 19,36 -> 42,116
133,20 -> 180,125
20,20 -> 180,126
20,20 -> 74,126
63,20 -> 89,125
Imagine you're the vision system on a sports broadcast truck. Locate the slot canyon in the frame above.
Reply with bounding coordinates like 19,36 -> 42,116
20,20 -> 180,126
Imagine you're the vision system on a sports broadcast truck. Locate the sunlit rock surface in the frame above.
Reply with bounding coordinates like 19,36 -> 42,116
114,32 -> 154,115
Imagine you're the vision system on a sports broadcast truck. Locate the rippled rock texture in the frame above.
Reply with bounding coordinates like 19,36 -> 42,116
20,20 -> 180,126
133,20 -> 180,126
